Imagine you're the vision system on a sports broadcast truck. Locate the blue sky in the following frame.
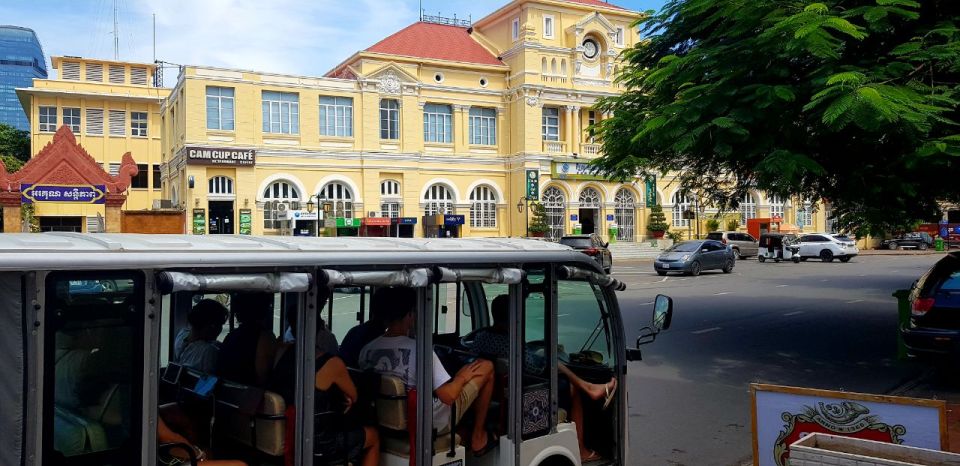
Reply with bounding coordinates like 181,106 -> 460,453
0,0 -> 667,81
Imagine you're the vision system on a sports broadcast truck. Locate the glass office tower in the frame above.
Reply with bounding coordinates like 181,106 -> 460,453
0,26 -> 47,131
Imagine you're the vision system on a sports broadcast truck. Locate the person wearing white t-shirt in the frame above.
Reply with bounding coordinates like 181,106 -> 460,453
359,287 -> 496,457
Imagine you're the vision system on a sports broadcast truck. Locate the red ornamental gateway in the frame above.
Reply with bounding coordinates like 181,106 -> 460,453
773,401 -> 906,466
0,126 -> 137,233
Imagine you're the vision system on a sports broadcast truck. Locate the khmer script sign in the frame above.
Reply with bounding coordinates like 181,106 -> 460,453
21,184 -> 106,204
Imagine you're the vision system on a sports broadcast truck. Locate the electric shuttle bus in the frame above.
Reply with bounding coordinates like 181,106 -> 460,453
0,234 -> 672,466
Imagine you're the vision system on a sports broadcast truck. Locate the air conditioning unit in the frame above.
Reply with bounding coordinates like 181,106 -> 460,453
152,199 -> 174,209
277,202 -> 289,213
368,211 -> 378,217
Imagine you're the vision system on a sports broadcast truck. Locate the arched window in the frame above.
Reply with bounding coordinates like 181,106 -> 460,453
542,186 -> 566,241
551,58 -> 558,75
424,184 -> 454,216
469,185 -> 498,228
740,193 -> 757,225
768,194 -> 785,219
614,188 -> 635,242
579,187 -> 602,208
380,180 -> 401,218
672,191 -> 692,227
318,182 -> 354,218
262,180 -> 301,229
541,57 -> 548,75
560,59 -> 567,76
208,176 -> 234,197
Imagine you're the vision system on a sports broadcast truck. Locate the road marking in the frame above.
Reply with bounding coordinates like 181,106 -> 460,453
660,277 -> 669,282
776,285 -> 789,288
691,327 -> 722,335
612,271 -> 658,275
783,311 -> 804,316
713,292 -> 733,296
846,299 -> 864,304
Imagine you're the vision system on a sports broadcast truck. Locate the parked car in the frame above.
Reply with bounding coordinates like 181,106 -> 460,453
901,253 -> 960,359
706,231 -> 759,259
654,239 -> 735,276
560,233 -> 613,273
881,232 -> 933,251
795,233 -> 859,262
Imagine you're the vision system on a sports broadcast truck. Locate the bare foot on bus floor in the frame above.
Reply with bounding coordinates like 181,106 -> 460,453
583,377 -> 616,401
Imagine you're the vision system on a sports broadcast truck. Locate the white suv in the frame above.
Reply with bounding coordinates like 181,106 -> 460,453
795,233 -> 859,262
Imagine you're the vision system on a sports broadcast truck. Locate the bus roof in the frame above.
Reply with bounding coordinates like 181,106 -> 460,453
0,233 -> 598,272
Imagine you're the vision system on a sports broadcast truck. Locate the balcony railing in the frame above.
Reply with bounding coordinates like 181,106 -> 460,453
541,74 -> 567,84
581,143 -> 601,157
543,140 -> 566,153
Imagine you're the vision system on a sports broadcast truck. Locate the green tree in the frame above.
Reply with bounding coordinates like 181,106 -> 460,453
0,154 -> 23,172
595,0 -> 960,235
647,203 -> 669,233
0,123 -> 30,164
528,202 -> 551,235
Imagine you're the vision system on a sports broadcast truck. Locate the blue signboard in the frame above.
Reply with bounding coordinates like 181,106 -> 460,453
570,214 -> 579,222
444,215 -> 465,226
393,217 -> 418,225
21,184 -> 106,204
941,228 -> 950,238
606,214 -> 615,222
953,226 -> 960,235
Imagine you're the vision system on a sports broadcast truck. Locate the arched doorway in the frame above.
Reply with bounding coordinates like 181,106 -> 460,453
318,181 -> 357,236
542,186 -> 566,241
208,176 -> 235,234
578,187 -> 602,235
614,188 -> 636,241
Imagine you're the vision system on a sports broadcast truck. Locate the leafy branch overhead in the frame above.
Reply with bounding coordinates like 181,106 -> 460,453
594,0 -> 960,234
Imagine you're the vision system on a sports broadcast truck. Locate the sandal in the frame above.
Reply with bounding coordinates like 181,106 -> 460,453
471,428 -> 499,457
602,381 -> 617,410
582,450 -> 602,463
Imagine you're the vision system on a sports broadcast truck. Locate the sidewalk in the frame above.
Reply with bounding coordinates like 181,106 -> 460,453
889,368 -> 960,453
858,249 -> 949,256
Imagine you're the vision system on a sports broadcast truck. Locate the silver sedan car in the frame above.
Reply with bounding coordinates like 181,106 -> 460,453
654,240 -> 736,276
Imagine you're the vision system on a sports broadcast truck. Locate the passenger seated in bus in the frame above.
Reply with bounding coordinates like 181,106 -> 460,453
158,416 -> 247,466
469,294 -> 617,462
358,287 -> 497,457
173,299 -> 228,373
217,293 -> 277,386
269,325 -> 379,466
339,292 -> 387,368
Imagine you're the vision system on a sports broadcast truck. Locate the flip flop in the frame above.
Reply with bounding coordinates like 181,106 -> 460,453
602,381 -> 617,410
582,450 -> 602,463
471,428 -> 498,457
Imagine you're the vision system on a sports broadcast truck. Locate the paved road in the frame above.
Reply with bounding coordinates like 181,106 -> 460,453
612,254 -> 943,466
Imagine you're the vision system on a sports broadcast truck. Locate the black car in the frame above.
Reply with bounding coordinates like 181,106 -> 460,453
560,234 -> 613,273
881,232 -> 933,251
901,253 -> 960,358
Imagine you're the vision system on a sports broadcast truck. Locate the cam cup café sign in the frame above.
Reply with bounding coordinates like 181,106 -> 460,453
185,146 -> 256,166
21,184 -> 106,204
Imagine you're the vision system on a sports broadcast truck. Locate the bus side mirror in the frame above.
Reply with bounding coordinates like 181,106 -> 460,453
653,294 -> 673,332
626,347 -> 643,361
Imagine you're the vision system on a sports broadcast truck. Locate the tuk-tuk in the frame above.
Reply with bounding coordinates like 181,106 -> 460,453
758,233 -> 801,263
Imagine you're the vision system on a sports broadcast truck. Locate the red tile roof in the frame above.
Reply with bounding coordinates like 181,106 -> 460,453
561,0 -> 626,10
365,22 -> 504,67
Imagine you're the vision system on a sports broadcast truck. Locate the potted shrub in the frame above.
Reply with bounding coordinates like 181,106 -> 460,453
527,202 -> 551,238
647,204 -> 669,239
726,218 -> 739,231
706,218 -> 721,233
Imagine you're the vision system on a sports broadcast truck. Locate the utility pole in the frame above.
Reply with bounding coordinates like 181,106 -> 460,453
113,0 -> 119,60
152,14 -> 156,63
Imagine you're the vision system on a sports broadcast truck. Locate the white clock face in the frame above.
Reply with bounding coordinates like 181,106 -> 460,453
583,39 -> 599,60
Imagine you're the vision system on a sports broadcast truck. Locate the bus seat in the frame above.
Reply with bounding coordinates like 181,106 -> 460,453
53,405 -> 109,456
375,375 -> 460,459
214,382 -> 287,457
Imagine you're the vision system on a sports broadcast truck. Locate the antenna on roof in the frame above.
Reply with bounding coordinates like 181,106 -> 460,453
419,0 -> 423,21
113,0 -> 119,60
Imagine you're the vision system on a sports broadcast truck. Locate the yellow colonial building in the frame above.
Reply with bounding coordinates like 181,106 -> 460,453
16,56 -> 168,231
17,0 -> 827,238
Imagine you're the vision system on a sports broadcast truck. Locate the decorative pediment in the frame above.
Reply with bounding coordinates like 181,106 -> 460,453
364,63 -> 421,95
0,125 -> 138,194
573,12 -> 618,37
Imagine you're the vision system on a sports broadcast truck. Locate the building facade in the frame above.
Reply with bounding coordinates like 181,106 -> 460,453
0,26 -> 47,131
17,0 -> 827,238
16,57 -> 168,231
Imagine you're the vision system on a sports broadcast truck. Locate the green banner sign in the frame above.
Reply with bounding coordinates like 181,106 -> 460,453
192,208 -> 206,235
645,176 -> 658,207
238,209 -> 252,235
552,161 -> 607,181
335,217 -> 361,228
526,169 -> 539,200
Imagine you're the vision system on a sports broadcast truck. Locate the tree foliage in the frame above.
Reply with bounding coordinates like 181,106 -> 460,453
0,123 -> 30,164
595,0 -> 960,234
528,202 -> 551,234
647,203 -> 669,232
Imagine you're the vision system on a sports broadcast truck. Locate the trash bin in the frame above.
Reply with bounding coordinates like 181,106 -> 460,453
572,223 -> 582,235
936,237 -> 945,251
608,224 -> 618,244
892,289 -> 911,360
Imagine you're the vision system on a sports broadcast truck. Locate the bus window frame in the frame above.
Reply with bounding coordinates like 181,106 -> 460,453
40,270 -> 147,466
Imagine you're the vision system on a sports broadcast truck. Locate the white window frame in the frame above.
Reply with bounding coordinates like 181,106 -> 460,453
542,186 -> 566,241
769,194 -> 785,219
797,200 -> 813,227
512,18 -> 520,41
381,202 -> 401,219
469,185 -> 498,228
131,112 -> 148,137
85,108 -> 103,136
208,176 -> 235,198
206,86 -> 235,131
39,106 -> 57,132
614,189 -> 636,242
380,180 -> 401,197
423,184 -> 454,215
542,107 -> 560,141
262,91 -> 300,135
262,180 -> 301,230
380,99 -> 400,140
108,110 -> 126,137
543,15 -> 555,39
63,107 -> 80,133
672,191 -> 692,227
318,182 -> 354,218
319,96 -> 353,137
740,193 -> 757,225
468,107 -> 497,146
423,103 -> 453,144
615,26 -> 625,47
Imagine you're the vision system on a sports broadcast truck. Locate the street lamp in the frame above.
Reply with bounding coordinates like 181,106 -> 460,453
517,196 -> 530,237
306,198 -> 316,213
